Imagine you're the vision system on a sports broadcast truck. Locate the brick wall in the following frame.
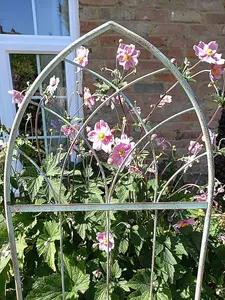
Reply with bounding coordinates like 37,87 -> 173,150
79,0 -> 225,179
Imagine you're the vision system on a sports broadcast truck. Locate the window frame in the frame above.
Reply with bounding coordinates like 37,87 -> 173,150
0,0 -> 81,131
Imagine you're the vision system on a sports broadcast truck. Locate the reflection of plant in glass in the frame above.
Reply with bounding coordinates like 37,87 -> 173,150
2,39 -> 225,299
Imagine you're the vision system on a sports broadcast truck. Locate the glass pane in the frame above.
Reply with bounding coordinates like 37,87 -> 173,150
35,0 -> 70,36
10,53 -> 67,138
0,0 -> 34,35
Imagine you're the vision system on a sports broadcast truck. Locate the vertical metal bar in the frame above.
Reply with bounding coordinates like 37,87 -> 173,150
5,206 -> 23,300
149,211 -> 158,299
194,140 -> 214,300
59,212 -> 65,300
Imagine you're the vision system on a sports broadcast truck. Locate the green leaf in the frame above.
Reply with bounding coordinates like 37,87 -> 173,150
117,280 -> 130,292
111,261 -> 122,279
0,244 -> 10,274
25,274 -> 63,300
128,269 -> 150,293
162,248 -> 177,265
155,241 -> 164,256
37,221 -> 60,271
94,281 -> 113,300
17,234 -> 27,268
163,262 -> 175,283
64,256 -> 90,295
119,238 -> 129,254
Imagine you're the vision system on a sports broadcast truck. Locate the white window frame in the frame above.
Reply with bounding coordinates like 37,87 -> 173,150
0,0 -> 81,132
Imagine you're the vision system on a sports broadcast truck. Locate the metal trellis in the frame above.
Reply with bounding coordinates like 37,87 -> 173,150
4,21 -> 214,300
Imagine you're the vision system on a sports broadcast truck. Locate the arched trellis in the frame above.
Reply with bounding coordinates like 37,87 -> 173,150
4,21 -> 214,300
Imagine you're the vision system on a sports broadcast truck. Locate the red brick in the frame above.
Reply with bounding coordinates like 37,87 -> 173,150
98,35 -> 130,46
149,24 -> 187,36
204,13 -> 225,24
189,25 -> 223,37
135,9 -> 167,22
154,73 -> 176,83
98,7 -> 135,20
170,10 -> 202,23
146,36 -> 169,48
79,0 -> 117,5
161,49 -> 184,60
79,7 -> 98,20
80,21 -> 99,33
168,36 -> 199,48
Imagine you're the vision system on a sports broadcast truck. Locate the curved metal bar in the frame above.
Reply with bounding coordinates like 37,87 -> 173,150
4,21 -> 214,300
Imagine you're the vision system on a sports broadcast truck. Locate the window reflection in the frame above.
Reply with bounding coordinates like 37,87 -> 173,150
0,0 -> 69,36
0,0 -> 34,35
35,0 -> 70,36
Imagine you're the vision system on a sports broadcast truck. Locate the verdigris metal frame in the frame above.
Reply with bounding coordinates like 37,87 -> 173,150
4,21 -> 214,300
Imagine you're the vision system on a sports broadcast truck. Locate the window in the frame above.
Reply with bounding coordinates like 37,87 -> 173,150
0,0 -> 80,152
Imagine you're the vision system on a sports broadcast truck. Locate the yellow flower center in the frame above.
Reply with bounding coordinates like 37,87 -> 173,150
78,56 -> 83,63
118,149 -> 125,156
181,223 -> 188,228
98,133 -> 105,140
213,67 -> 218,75
103,238 -> 108,245
84,95 -> 88,102
206,49 -> 213,56
124,54 -> 131,61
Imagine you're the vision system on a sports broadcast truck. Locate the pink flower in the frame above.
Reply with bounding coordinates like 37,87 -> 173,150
92,269 -> 102,278
174,218 -> 195,231
0,140 -> 4,150
110,95 -> 125,110
131,106 -> 141,115
210,64 -> 224,80
193,41 -> 224,64
129,165 -> 142,175
156,138 -> 167,150
83,87 -> 95,109
194,193 -> 208,202
61,124 -> 78,137
194,192 -> 218,206
188,141 -> 203,155
86,126 -> 91,133
117,43 -> 140,70
74,46 -> 89,68
93,232 -> 115,253
202,129 -> 215,145
46,76 -> 60,94
158,95 -> 172,107
111,143 -> 133,167
88,120 -> 114,153
8,90 -> 24,107
108,134 -> 135,167
151,134 -> 158,140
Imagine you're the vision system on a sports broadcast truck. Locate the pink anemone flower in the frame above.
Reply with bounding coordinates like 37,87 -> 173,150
129,165 -> 142,175
46,75 -> 60,95
73,46 -> 89,68
174,218 -> 195,232
158,95 -> 172,107
202,129 -> 215,145
8,90 -> 24,107
188,141 -> 203,155
83,87 -> 95,109
93,232 -> 115,253
88,120 -> 114,153
117,43 -> 140,70
193,41 -> 224,64
210,64 -> 224,80
61,124 -> 79,137
109,134 -> 135,167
